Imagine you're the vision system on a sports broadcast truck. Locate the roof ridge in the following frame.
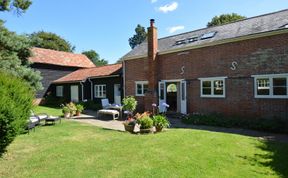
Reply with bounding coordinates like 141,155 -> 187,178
158,8 -> 288,41
32,47 -> 86,56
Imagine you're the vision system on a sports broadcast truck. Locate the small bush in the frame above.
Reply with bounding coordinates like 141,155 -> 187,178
42,95 -> 67,107
76,104 -> 84,113
122,96 -> 137,113
153,115 -> 170,129
0,72 -> 34,156
137,116 -> 153,129
182,113 -> 288,134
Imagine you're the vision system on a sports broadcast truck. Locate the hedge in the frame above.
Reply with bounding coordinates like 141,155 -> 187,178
0,72 -> 34,156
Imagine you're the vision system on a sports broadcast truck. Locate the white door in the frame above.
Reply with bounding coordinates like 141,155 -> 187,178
180,81 -> 187,114
114,84 -> 121,105
158,81 -> 166,113
71,85 -> 79,103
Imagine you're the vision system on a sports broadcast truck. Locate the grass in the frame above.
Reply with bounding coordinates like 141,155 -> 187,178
33,105 -> 63,117
0,119 -> 288,178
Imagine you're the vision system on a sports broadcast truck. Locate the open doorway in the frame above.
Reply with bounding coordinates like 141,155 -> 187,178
166,83 -> 178,112
159,80 -> 187,114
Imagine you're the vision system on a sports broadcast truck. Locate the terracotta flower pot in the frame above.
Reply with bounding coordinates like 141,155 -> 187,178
76,111 -> 81,116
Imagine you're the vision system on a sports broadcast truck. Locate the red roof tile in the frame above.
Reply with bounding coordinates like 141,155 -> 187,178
53,63 -> 122,83
29,47 -> 96,68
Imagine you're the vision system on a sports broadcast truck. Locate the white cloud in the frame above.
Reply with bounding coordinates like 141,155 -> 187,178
151,0 -> 157,3
158,2 -> 178,13
167,25 -> 185,33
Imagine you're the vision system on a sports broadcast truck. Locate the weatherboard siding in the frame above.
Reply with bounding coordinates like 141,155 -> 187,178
31,63 -> 80,99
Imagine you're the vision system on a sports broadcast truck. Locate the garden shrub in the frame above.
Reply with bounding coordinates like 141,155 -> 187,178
79,100 -> 101,111
137,116 -> 153,129
42,95 -> 67,107
0,72 -> 34,156
182,113 -> 288,134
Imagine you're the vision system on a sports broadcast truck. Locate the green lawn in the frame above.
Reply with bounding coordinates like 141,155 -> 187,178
33,105 -> 63,117
1,118 -> 288,178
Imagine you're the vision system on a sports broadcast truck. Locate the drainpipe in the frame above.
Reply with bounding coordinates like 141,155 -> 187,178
88,78 -> 93,100
80,81 -> 84,101
123,60 -> 126,98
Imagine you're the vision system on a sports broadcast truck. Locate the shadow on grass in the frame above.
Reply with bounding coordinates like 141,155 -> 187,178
240,140 -> 288,177
257,141 -> 288,177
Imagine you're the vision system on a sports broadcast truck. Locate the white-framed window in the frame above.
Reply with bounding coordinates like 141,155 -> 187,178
94,84 -> 106,98
135,81 -> 148,96
56,86 -> 63,97
252,73 -> 288,98
199,77 -> 227,98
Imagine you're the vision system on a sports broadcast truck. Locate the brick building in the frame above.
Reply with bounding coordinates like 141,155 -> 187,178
122,9 -> 288,119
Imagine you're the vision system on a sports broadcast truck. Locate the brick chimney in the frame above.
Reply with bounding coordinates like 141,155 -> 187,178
145,19 -> 158,111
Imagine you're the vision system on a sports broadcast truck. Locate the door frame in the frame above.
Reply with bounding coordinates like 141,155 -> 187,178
70,85 -> 79,103
114,84 -> 121,105
158,79 -> 187,114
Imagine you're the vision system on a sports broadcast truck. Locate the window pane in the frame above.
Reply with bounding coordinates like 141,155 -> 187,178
137,84 -> 142,95
160,83 -> 164,100
214,80 -> 223,95
202,81 -> 211,87
202,81 -> 211,95
257,78 -> 270,95
273,78 -> 287,95
143,84 -> 148,94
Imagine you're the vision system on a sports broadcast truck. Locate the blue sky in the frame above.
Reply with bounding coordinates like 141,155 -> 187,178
0,0 -> 287,63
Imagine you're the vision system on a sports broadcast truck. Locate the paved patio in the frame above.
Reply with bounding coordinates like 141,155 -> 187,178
69,110 -> 288,143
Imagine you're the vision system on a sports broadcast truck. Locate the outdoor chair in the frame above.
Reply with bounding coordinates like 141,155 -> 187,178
101,99 -> 111,109
31,110 -> 49,124
97,99 -> 119,120
27,116 -> 39,133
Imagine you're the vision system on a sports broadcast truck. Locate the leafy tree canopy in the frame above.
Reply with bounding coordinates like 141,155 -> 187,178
0,20 -> 43,91
128,24 -> 147,49
29,31 -> 75,52
207,13 -> 246,27
82,50 -> 108,66
0,0 -> 32,13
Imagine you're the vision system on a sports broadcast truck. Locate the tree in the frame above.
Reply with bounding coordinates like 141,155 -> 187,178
29,31 -> 75,52
82,50 -> 108,66
0,0 -> 32,14
0,20 -> 43,91
207,13 -> 246,27
128,24 -> 147,49
0,72 -> 34,156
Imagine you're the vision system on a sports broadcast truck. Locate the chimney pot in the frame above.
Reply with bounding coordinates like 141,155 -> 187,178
150,19 -> 155,27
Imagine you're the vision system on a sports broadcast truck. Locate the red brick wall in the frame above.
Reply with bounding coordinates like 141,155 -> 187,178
124,33 -> 288,118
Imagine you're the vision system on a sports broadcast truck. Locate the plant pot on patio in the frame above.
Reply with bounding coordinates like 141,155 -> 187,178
155,126 -> 163,132
139,128 -> 153,134
124,124 -> 134,133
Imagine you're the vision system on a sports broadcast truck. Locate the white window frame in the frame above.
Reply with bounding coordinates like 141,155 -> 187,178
252,73 -> 288,99
135,81 -> 148,96
56,86 -> 63,97
198,77 -> 227,98
94,84 -> 106,98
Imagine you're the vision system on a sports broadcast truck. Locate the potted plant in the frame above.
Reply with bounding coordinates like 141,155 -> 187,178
137,116 -> 154,134
122,96 -> 137,116
76,104 -> 84,116
62,106 -> 70,118
67,102 -> 77,117
123,115 -> 136,133
153,115 -> 170,132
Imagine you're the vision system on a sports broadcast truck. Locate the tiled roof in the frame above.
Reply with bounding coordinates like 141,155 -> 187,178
122,9 -> 288,60
53,63 -> 122,83
30,47 -> 96,68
